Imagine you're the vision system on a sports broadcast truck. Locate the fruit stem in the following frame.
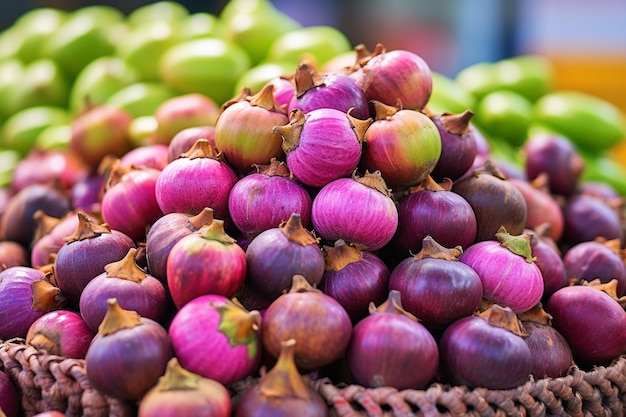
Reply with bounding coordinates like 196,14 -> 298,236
440,110 -> 474,136
275,110 -> 305,154
98,298 -> 143,336
158,358 -> 200,391
259,339 -> 310,400
495,226 -> 536,263
64,212 -> 111,242
323,239 -> 362,271
104,248 -> 146,283
215,300 -> 261,360
187,207 -> 214,230
412,236 -> 462,261
31,279 -> 65,313
280,213 -> 318,246
199,219 -> 236,245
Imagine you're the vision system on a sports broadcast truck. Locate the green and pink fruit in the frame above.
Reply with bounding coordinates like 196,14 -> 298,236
69,104 -> 133,169
233,61 -> 295,96
151,93 -> 220,145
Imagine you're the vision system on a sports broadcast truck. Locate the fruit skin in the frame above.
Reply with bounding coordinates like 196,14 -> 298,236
533,91 -> 626,153
427,71 -> 476,114
1,106 -> 70,156
158,37 -> 250,106
105,82 -> 178,119
474,90 -> 533,147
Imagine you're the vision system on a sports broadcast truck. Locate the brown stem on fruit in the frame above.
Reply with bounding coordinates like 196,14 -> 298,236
215,300 -> 261,360
254,158 -> 292,178
478,304 -> 528,337
517,304 -> 553,326
31,279 -> 65,312
476,159 -> 508,180
275,110 -> 305,154
98,298 -> 143,336
249,83 -> 285,114
294,62 -> 325,98
104,159 -> 136,191
32,210 -> 62,243
219,87 -> 252,114
495,226 -> 536,263
259,339 -> 310,400
440,110 -> 474,136
412,236 -> 462,261
199,219 -> 236,245
371,100 -> 399,121
158,358 -> 200,391
370,289 -> 419,322
28,333 -> 60,355
323,239 -> 362,271
529,172 -> 551,193
581,278 -> 626,307
181,138 -> 220,160
355,43 -> 385,68
347,110 -> 372,143
288,274 -> 321,294
411,175 -> 452,193
104,248 -> 146,283
187,207 -> 214,230
280,213 -> 318,246
354,170 -> 392,198
64,212 -> 111,243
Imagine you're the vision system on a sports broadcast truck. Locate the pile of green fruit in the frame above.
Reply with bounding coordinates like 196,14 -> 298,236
0,0 -> 354,185
429,55 -> 626,194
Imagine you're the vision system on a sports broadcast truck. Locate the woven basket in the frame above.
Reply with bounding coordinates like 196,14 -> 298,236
2,338 -> 625,417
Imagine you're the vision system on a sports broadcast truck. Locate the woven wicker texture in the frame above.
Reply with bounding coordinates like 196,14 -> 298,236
2,338 -> 625,417
0,339 -> 136,417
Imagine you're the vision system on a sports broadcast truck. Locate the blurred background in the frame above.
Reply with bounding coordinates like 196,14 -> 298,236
2,0 -> 625,112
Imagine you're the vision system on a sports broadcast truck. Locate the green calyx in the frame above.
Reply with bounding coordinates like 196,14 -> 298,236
214,299 -> 261,360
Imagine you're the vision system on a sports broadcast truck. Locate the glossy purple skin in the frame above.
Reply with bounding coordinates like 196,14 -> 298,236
54,230 -> 136,302
268,76 -> 296,110
288,73 -> 370,120
524,134 -> 584,196
388,256 -> 483,330
167,126 -> 217,162
168,294 -> 261,385
347,311 -> 439,389
155,156 -> 238,219
86,317 -> 173,402
459,241 -> 544,313
563,240 -> 626,296
352,49 -> 432,111
71,174 -> 104,212
394,188 -> 477,254
234,384 -> 329,417
0,370 -> 19,417
522,321 -> 573,379
31,212 -> 79,268
311,177 -> 398,251
439,315 -> 532,389
245,228 -> 325,300
145,212 -> 201,282
528,233 -> 568,298
26,310 -> 95,359
284,108 -> 362,188
320,251 -> 390,323
429,117 -> 478,182
562,193 -> 623,246
0,266 -> 49,340
228,173 -> 312,237
101,168 -> 164,242
167,232 -> 247,309
79,271 -> 168,332
545,285 -> 626,367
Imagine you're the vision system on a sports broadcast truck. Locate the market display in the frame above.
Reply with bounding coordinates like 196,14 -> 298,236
0,1 -> 625,416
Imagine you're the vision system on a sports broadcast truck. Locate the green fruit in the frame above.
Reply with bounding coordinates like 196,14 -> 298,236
222,4 -> 301,65
178,12 -> 226,40
34,124 -> 72,151
69,56 -> 140,114
6,58 -> 70,114
128,115 -> 159,147
0,150 -> 21,188
105,82 -> 178,118
0,27 -> 24,61
455,62 -> 500,101
2,106 -> 70,156
266,26 -> 352,67
158,37 -> 250,106
427,71 -> 476,114
580,153 -> 626,196
44,12 -> 116,77
534,91 -> 626,153
234,61 -> 295,96
127,1 -> 189,27
0,59 -> 24,121
493,55 -> 553,102
12,7 -> 69,63
116,20 -> 181,81
473,90 -> 533,147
